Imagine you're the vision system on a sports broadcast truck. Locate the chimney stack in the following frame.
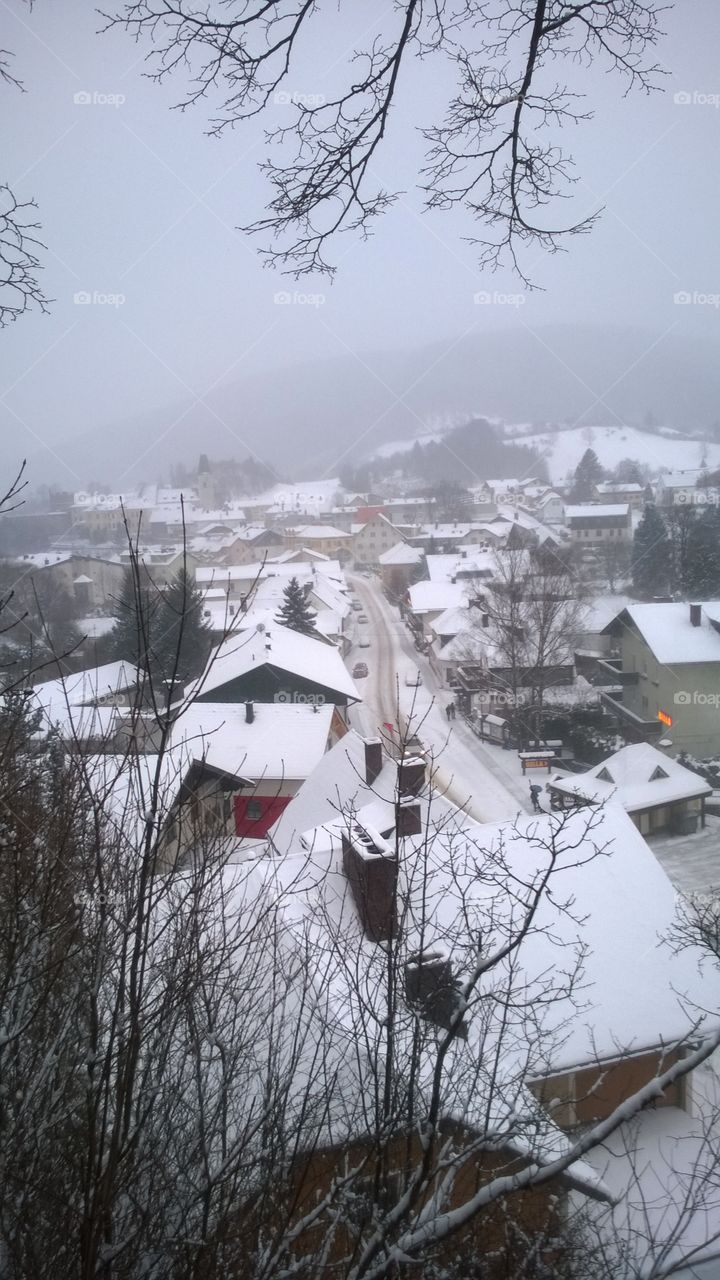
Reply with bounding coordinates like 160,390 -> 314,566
342,822 -> 398,943
245,701 -> 255,724
364,737 -> 383,786
396,796 -> 422,838
690,603 -> 702,628
404,948 -> 465,1032
397,755 -> 426,798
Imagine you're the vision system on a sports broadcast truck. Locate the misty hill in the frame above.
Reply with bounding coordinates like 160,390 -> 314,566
30,324 -> 720,486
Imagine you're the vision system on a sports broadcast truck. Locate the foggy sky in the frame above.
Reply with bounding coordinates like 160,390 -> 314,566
3,0 -> 720,488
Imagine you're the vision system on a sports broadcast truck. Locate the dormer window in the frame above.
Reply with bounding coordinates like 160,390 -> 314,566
596,767 -> 614,783
650,766 -> 668,781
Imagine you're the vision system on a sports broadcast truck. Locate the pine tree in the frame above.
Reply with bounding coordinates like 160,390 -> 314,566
683,506 -> 720,599
570,448 -> 605,501
155,566 -> 211,684
632,503 -> 672,599
110,566 -> 156,668
275,576 -> 318,636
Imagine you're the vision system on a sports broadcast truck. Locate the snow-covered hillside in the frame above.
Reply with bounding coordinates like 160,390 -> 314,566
517,426 -> 720,486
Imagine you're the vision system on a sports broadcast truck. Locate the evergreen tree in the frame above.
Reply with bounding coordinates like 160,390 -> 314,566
155,566 -> 211,684
632,503 -> 672,599
683,506 -> 720,599
570,448 -> 605,501
275,576 -> 318,636
110,566 -> 157,669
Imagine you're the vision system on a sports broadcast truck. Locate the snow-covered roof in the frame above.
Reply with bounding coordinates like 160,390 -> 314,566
27,661 -> 138,739
264,801 -> 720,1082
580,1104 -> 720,1277
11,551 -> 73,568
564,504 -> 630,519
378,541 -> 423,566
284,524 -> 351,539
195,623 -> 360,702
267,729 -> 473,859
437,629 -> 490,664
607,602 -> 720,664
169,701 -> 333,782
424,805 -> 720,1071
595,482 -> 643,495
432,605 -> 472,637
549,743 -> 711,812
407,581 -> 468,614
577,594 -> 633,635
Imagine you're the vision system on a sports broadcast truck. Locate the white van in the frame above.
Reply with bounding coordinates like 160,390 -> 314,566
404,664 -> 422,687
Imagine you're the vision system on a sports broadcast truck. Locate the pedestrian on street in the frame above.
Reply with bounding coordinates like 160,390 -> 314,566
446,703 -> 452,721
529,782 -> 542,813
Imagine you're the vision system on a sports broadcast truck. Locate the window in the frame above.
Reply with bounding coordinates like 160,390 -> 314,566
596,767 -> 614,783
650,766 -> 669,781
246,799 -> 263,822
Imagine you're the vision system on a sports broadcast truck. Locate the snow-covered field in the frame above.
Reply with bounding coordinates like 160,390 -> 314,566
371,419 -> 720,485
510,425 -> 720,486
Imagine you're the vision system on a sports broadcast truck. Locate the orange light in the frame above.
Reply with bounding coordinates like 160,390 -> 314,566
658,710 -> 673,727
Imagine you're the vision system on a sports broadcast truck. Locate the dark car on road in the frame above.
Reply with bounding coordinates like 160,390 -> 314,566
352,661 -> 369,679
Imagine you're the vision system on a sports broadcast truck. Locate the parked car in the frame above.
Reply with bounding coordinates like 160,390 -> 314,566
352,661 -> 369,678
358,633 -> 371,648
351,599 -> 363,611
404,665 -> 422,687
357,613 -> 368,624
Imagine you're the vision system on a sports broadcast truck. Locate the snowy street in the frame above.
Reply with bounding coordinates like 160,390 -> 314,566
346,574 -> 533,823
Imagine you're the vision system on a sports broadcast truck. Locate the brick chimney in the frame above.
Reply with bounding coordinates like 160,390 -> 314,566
396,795 -> 422,838
405,948 -> 465,1033
397,755 -> 426,798
363,737 -> 383,785
342,822 -> 398,943
690,603 -> 702,628
245,700 -> 254,724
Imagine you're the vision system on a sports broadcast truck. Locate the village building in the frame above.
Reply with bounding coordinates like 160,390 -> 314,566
193,622 -> 360,719
602,600 -> 720,757
351,512 -> 407,566
377,540 -> 425,600
594,480 -> 645,510
9,550 -> 125,612
547,742 -> 711,836
282,524 -> 353,560
564,503 -> 632,544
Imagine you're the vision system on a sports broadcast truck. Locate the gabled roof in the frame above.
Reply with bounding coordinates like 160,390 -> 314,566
26,661 -> 139,740
378,541 -> 422,566
195,623 -> 360,702
407,581 -> 467,614
169,701 -> 334,782
605,602 -> 720,664
564,504 -> 630,519
266,729 -> 471,858
548,743 -> 711,812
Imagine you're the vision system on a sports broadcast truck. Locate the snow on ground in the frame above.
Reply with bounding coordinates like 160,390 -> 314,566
515,425 -> 720,487
345,575 -> 532,823
648,817 -> 720,896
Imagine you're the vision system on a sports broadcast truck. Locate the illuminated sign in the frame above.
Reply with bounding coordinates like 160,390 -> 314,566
658,710 -> 673,727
